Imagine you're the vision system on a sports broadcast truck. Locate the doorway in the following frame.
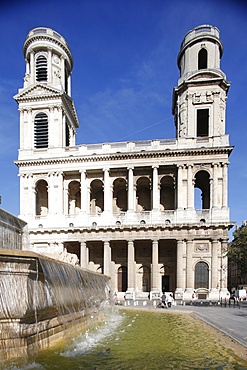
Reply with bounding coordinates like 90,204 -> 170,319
162,275 -> 170,292
118,266 -> 127,292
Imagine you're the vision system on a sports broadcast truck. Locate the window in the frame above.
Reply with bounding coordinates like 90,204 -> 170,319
195,262 -> 209,289
36,55 -> 47,82
34,113 -> 48,148
198,48 -> 207,70
197,109 -> 209,137
65,122 -> 70,147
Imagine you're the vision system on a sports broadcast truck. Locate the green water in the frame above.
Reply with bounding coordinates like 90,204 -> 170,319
2,309 -> 247,370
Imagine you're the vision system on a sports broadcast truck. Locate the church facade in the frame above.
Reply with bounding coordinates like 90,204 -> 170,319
14,25 -> 233,302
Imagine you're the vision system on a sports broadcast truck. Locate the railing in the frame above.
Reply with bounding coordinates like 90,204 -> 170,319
220,297 -> 241,309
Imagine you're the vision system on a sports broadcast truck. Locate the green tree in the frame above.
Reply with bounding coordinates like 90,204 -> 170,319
228,226 -> 247,278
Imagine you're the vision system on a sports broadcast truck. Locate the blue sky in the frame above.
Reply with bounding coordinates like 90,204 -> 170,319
0,0 -> 246,232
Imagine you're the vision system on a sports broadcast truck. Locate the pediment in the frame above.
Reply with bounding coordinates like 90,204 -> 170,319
14,84 -> 63,102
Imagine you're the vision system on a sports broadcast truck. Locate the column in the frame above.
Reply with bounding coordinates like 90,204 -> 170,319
103,168 -> 111,212
220,239 -> 228,290
176,239 -> 184,291
47,172 -> 54,214
19,108 -> 25,149
212,163 -> 218,208
57,171 -> 64,215
30,49 -> 35,84
80,169 -> 87,213
68,75 -> 71,96
103,241 -> 111,276
60,56 -> 65,90
152,166 -> 159,210
80,242 -> 88,268
186,239 -> 193,290
211,239 -> 219,289
48,48 -> 52,83
127,167 -> 134,211
187,165 -> 194,209
127,240 -> 135,290
64,182 -> 69,215
151,240 -> 159,290
222,163 -> 228,209
27,108 -> 32,149
177,165 -> 183,209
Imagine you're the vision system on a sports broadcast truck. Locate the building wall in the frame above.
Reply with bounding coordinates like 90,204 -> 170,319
14,25 -> 233,301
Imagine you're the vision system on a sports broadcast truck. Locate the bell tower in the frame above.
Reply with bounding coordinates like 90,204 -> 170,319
172,25 -> 230,140
14,28 -> 79,156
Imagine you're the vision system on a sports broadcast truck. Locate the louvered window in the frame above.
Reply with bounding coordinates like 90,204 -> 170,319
36,55 -> 47,81
34,113 -> 48,148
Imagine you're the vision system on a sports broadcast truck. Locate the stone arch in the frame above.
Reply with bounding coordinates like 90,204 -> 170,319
138,265 -> 150,292
90,179 -> 104,214
35,179 -> 48,216
136,176 -> 151,211
113,178 -> 127,212
68,180 -> 81,215
117,265 -> 127,292
160,175 -> 175,210
194,170 -> 210,209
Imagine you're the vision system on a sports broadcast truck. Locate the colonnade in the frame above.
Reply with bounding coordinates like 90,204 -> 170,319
78,238 -> 228,293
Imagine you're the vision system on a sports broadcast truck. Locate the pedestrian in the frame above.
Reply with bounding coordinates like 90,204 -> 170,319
161,292 -> 167,308
167,294 -> 174,308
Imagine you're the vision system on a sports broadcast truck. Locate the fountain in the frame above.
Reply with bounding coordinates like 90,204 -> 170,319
0,209 -> 110,361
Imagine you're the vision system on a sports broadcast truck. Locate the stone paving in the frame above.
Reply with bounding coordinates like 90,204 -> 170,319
119,300 -> 247,348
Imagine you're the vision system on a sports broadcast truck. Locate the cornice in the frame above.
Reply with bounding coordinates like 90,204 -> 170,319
28,221 -> 234,237
23,34 -> 73,68
15,146 -> 233,168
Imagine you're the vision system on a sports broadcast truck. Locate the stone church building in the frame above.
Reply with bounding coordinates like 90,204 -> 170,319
14,25 -> 233,302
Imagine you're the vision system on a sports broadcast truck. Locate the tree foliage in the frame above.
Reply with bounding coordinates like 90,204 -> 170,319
228,225 -> 247,276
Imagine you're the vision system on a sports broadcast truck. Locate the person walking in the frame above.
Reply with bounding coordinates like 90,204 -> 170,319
161,292 -> 167,308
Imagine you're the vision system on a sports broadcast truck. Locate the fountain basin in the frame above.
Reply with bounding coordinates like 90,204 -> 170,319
0,248 -> 110,360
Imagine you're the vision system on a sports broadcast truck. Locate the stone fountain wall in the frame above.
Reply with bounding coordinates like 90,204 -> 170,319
0,208 -> 27,250
0,249 -> 110,360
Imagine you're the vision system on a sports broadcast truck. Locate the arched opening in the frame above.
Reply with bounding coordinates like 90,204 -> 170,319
35,179 -> 48,216
160,176 -> 175,210
117,266 -> 127,292
68,181 -> 81,215
36,55 -> 48,82
90,179 -> 104,214
113,178 -> 127,212
138,265 -> 150,292
34,112 -> 48,149
136,177 -> 151,211
194,171 -> 210,209
198,48 -> 207,70
195,261 -> 209,289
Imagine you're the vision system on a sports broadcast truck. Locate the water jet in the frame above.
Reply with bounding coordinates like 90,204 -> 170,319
0,248 -> 110,360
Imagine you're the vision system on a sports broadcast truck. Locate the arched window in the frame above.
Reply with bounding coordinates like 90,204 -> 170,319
34,113 -> 48,148
68,181 -> 81,215
198,48 -> 207,70
136,177 -> 151,211
90,179 -> 104,214
160,176 -> 175,210
36,55 -> 48,82
195,261 -> 209,289
194,171 -> 210,209
113,178 -> 127,212
35,180 -> 48,216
